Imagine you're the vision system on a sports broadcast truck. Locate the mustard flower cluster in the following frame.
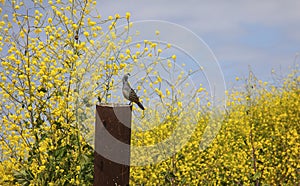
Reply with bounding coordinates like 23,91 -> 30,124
0,0 -> 178,184
0,0 -> 143,185
130,68 -> 299,185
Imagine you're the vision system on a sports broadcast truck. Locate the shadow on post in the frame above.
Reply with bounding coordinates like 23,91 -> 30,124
94,104 -> 132,186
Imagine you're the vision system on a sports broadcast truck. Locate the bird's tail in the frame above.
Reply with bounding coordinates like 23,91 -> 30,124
136,102 -> 145,110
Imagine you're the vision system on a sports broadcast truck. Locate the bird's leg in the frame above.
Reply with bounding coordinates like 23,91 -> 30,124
97,96 -> 101,104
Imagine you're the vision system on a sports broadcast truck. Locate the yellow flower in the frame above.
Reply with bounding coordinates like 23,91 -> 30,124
157,76 -> 162,83
40,165 -> 46,171
83,31 -> 89,37
115,13 -> 120,19
178,101 -> 182,108
150,43 -> 157,48
126,12 -> 131,20
108,15 -> 113,20
48,17 -> 52,23
155,88 -> 163,97
166,88 -> 170,96
119,63 -> 126,69
72,23 -> 78,29
197,87 -> 204,92
172,54 -> 176,60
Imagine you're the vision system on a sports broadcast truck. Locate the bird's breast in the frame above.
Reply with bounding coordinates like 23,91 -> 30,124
122,88 -> 130,99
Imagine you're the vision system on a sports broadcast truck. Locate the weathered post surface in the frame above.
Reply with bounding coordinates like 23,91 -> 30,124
94,104 -> 132,186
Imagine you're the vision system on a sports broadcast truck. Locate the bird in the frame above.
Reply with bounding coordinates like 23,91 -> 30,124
122,73 -> 145,110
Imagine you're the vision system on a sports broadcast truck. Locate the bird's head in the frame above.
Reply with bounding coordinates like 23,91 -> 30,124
122,73 -> 131,82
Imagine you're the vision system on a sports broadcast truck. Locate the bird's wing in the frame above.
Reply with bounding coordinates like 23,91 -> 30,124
129,88 -> 140,103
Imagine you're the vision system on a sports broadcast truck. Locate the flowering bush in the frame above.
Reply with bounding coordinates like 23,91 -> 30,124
130,68 -> 300,185
0,0 -> 138,184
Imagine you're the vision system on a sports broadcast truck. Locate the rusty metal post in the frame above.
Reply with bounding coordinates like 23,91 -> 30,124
94,104 -> 132,186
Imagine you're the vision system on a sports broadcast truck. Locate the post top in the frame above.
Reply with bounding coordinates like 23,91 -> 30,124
96,103 -> 132,108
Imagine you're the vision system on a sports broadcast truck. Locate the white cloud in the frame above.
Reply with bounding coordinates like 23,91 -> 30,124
97,0 -> 300,81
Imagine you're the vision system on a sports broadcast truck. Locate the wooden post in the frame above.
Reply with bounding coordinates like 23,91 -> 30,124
94,104 -> 132,186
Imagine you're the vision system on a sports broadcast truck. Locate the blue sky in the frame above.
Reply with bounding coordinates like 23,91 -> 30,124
98,1 -> 300,85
